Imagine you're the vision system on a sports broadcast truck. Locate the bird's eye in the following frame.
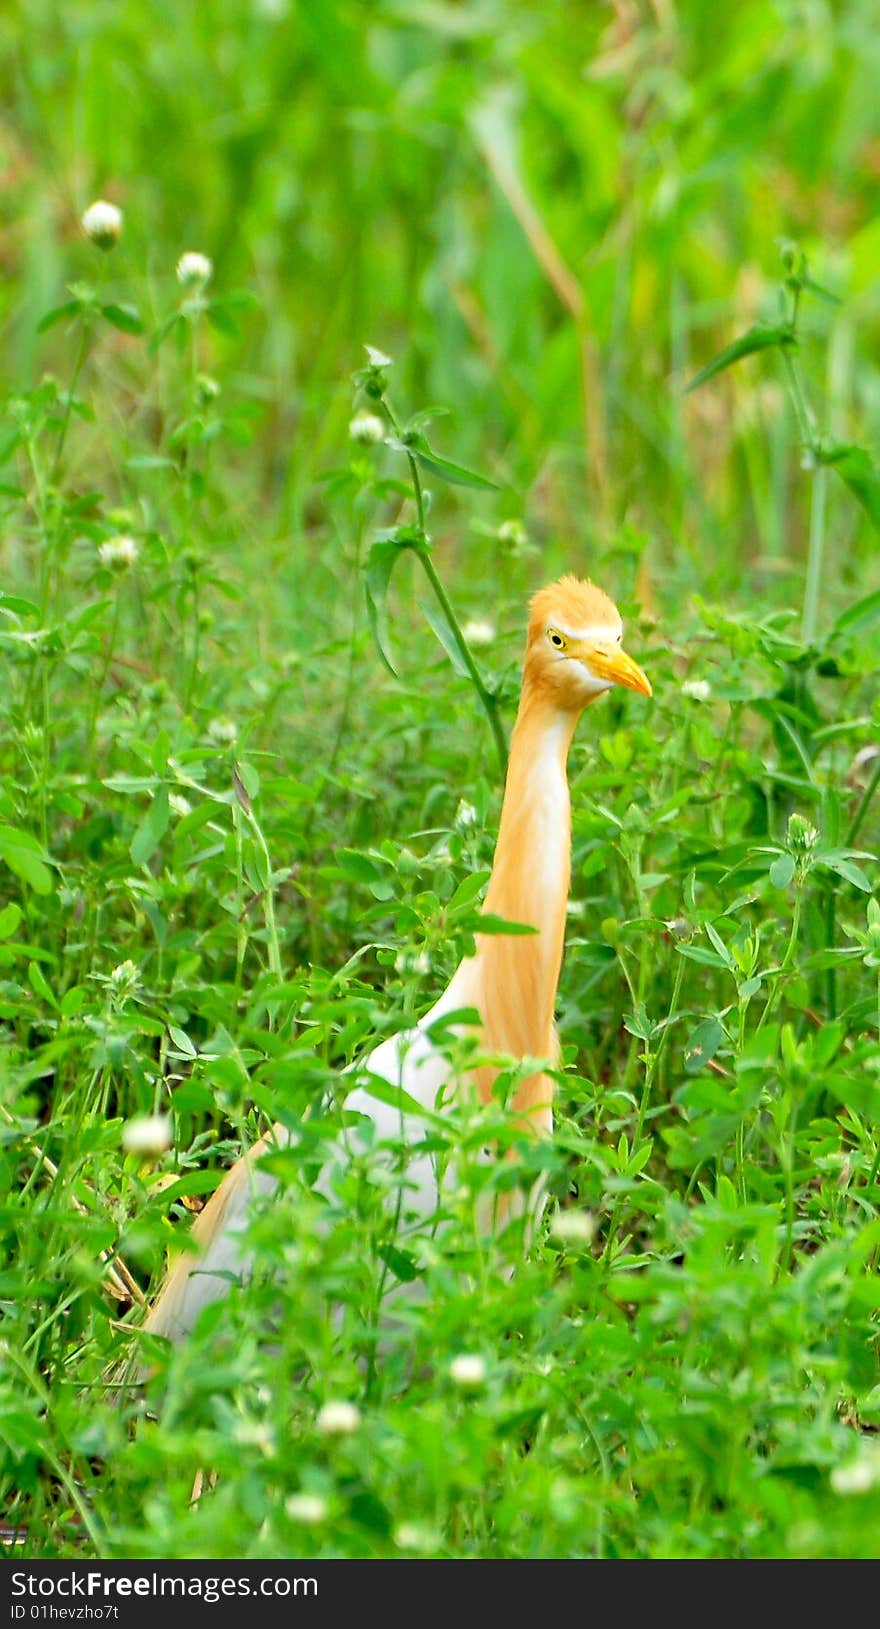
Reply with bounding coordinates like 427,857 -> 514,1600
548,629 -> 566,649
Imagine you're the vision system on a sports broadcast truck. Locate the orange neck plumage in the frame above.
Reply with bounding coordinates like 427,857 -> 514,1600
470,678 -> 581,1129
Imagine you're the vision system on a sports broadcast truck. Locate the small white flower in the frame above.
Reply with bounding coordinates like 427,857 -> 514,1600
831,1455 -> 880,1495
99,534 -> 139,571
316,1400 -> 361,1436
232,1419 -> 275,1453
682,679 -> 711,702
395,1522 -> 441,1553
348,411 -> 385,445
462,618 -> 495,647
169,793 -> 192,818
787,812 -> 819,853
208,717 -> 237,746
176,250 -> 213,287
454,799 -> 478,831
81,199 -> 123,249
565,899 -> 586,918
497,519 -> 527,548
111,959 -> 140,991
285,1493 -> 327,1524
551,1210 -> 597,1245
449,1353 -> 487,1388
122,1113 -> 172,1157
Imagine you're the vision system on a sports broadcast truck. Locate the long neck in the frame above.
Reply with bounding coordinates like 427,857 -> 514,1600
475,679 -> 578,1085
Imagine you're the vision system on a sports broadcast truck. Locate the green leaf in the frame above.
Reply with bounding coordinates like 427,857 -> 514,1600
472,913 -> 539,936
130,787 -> 170,866
0,594 -> 39,618
705,922 -> 733,966
37,300 -> 82,334
683,1018 -> 725,1074
363,533 -> 422,677
821,443 -> 880,532
495,1405 -> 546,1442
447,871 -> 491,915
101,302 -> 144,336
0,903 -> 22,939
168,1024 -> 197,1058
60,986 -> 85,1018
804,276 -> 841,305
831,588 -> 880,640
353,1073 -> 434,1121
685,326 -> 794,393
820,856 -> 873,893
769,853 -> 796,889
0,826 -> 54,894
417,597 -> 470,678
335,848 -> 389,883
205,300 -> 240,338
28,961 -> 56,1008
407,434 -> 498,490
376,1242 -> 420,1283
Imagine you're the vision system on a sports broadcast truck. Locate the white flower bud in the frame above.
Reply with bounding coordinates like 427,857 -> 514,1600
787,813 -> 819,853
497,519 -> 528,549
208,717 -> 237,746
122,1114 -> 172,1157
348,411 -> 385,445
110,959 -> 140,992
99,535 -> 139,571
831,1455 -> 880,1495
462,619 -> 495,646
454,800 -> 478,831
316,1400 -> 361,1436
285,1493 -> 327,1523
682,679 -> 711,702
449,1353 -> 487,1388
395,1522 -> 441,1552
551,1210 -> 597,1245
176,251 -> 213,287
81,200 -> 123,249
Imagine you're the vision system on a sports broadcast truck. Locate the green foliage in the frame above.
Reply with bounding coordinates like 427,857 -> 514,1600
0,0 -> 879,1564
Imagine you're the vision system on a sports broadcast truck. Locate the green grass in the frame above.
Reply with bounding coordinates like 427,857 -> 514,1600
1,0 -> 880,1560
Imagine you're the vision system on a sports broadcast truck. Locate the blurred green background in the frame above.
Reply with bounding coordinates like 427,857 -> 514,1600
5,0 -> 880,601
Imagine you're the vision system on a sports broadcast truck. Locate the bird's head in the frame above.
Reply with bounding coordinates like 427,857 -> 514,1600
524,575 -> 652,710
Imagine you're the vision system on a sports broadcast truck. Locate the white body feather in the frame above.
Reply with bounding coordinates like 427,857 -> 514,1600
144,968 -> 490,1345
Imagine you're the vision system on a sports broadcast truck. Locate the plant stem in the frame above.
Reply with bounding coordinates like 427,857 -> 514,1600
847,753 -> 880,846
50,319 -> 90,486
758,884 -> 803,1030
801,463 -> 828,645
382,394 -> 508,778
416,546 -> 508,777
779,346 -> 813,448
245,806 -> 283,981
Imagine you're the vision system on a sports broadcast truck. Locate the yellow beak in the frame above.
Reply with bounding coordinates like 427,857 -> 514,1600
571,642 -> 652,698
